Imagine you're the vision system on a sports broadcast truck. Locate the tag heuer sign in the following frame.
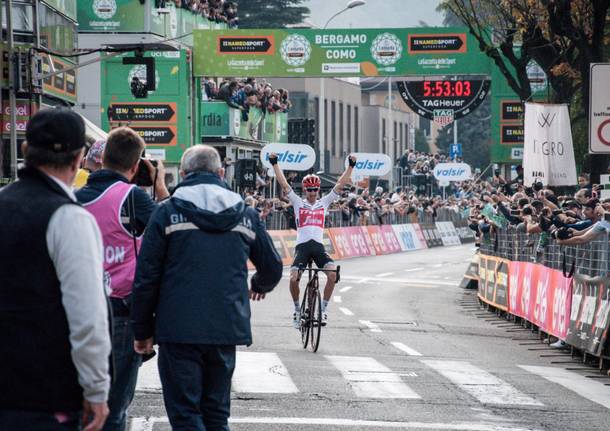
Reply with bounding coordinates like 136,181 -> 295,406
433,109 -> 454,127
397,78 -> 490,123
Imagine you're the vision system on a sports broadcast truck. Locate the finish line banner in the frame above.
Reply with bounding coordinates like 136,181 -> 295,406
193,28 -> 490,77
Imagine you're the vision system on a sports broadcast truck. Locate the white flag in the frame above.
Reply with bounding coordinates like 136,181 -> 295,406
524,103 -> 577,186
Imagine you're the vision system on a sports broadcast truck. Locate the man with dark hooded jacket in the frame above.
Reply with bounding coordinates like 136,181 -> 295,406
131,145 -> 282,430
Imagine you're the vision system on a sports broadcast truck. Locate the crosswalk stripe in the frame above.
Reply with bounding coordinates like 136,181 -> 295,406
359,320 -> 382,332
519,365 -> 610,410
233,352 -> 298,393
423,360 -> 543,406
391,341 -> 423,356
135,356 -> 161,392
326,355 -> 421,399
339,285 -> 354,292
131,416 -> 542,431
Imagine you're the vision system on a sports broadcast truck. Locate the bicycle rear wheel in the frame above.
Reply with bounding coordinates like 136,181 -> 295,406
300,285 -> 310,349
309,280 -> 323,353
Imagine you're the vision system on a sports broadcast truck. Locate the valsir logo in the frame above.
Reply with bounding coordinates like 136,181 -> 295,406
261,143 -> 316,171
433,162 -> 472,182
345,153 -> 392,177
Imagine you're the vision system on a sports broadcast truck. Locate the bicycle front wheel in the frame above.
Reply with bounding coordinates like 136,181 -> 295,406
309,282 -> 323,353
300,286 -> 310,349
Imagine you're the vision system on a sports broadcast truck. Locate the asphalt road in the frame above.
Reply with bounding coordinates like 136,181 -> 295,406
128,245 -> 610,431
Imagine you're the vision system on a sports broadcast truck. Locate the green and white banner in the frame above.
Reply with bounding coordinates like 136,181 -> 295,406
193,28 -> 490,77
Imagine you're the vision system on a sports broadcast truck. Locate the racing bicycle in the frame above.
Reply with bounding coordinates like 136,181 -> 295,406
296,262 -> 341,353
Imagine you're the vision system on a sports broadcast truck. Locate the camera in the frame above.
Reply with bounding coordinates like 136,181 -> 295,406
134,158 -> 158,187
130,77 -> 148,98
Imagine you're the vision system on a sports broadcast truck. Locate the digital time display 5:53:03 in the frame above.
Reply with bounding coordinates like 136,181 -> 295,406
422,80 -> 472,97
397,78 -> 491,121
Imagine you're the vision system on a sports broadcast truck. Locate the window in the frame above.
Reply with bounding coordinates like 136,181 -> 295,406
331,101 -> 336,155
339,103 -> 344,156
354,107 -> 359,152
382,119 -> 386,154
347,105 -> 352,153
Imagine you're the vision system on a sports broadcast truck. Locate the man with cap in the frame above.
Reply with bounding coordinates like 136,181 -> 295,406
76,127 -> 169,431
0,108 -> 111,430
75,140 -> 105,189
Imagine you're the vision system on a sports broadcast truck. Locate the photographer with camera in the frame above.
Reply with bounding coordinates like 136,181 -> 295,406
76,127 -> 169,431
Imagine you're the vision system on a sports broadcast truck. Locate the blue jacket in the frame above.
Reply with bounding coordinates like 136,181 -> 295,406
131,172 -> 283,345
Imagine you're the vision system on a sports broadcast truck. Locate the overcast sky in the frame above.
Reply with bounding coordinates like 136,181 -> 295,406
302,0 -> 445,29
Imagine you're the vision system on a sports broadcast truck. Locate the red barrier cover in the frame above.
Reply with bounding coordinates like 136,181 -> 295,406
379,225 -> 403,253
507,261 -> 572,340
365,226 -> 389,255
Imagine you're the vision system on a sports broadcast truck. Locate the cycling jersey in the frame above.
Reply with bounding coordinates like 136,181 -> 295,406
287,188 -> 340,246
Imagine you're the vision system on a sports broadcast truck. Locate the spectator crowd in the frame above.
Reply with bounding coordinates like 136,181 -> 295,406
156,0 -> 239,27
203,77 -> 292,121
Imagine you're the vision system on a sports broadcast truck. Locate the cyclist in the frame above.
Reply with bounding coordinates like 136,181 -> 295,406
269,153 -> 357,327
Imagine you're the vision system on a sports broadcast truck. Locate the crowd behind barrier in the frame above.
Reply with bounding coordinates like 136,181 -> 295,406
476,228 -> 610,360
252,219 -> 476,271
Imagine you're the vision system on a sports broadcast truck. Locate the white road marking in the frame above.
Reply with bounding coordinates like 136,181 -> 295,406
130,416 -> 542,430
359,320 -> 382,332
339,285 -> 354,293
520,365 -> 610,410
339,307 -> 354,316
391,341 -> 423,356
432,263 -> 443,268
326,355 -> 421,399
341,275 -> 457,287
404,267 -> 424,272
333,295 -> 342,303
135,355 -> 161,392
376,272 -> 395,277
423,360 -> 543,406
233,352 -> 298,394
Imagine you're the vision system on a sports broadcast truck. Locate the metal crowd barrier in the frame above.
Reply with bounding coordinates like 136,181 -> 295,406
262,207 -> 466,231
479,228 -> 609,278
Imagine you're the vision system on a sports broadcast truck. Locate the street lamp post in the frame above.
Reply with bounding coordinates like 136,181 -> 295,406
318,0 -> 365,173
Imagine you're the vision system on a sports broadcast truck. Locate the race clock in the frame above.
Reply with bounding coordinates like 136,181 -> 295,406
397,78 -> 491,121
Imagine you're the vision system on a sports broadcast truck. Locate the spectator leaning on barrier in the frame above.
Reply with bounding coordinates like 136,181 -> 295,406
0,109 -> 111,431
76,127 -> 169,431
131,145 -> 283,430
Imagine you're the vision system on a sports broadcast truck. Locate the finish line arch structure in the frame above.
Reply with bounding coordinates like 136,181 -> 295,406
193,27 -> 546,165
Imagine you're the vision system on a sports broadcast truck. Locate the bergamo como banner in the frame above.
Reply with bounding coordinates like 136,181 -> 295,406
193,28 -> 490,77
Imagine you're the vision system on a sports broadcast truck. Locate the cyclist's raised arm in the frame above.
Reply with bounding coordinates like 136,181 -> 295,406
269,153 -> 291,194
333,155 -> 357,194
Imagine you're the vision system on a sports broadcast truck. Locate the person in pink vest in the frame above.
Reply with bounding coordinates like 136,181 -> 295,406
77,127 -> 169,431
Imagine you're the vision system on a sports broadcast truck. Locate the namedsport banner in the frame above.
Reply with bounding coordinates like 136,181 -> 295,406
193,28 -> 490,77
523,103 -> 577,186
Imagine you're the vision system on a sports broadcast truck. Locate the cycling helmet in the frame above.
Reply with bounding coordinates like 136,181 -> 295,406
302,174 -> 321,189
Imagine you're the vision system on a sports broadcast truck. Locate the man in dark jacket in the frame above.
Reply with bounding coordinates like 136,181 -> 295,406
0,109 -> 111,430
131,145 -> 282,430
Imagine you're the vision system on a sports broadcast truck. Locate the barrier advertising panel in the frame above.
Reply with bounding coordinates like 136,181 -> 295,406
453,219 -> 476,243
435,221 -> 461,246
477,255 -> 508,311
419,223 -> 443,248
379,225 -> 403,254
566,275 -> 610,356
366,226 -> 390,255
